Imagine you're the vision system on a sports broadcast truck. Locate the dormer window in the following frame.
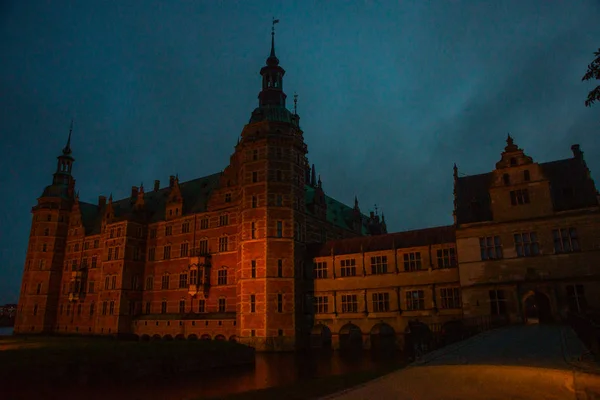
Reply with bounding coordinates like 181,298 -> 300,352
510,157 -> 517,166
503,174 -> 510,186
225,193 -> 232,203
524,170 -> 530,181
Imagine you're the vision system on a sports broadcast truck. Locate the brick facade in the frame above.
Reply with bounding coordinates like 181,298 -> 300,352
14,33 -> 600,352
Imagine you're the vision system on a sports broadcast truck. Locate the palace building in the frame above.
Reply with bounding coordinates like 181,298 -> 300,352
15,28 -> 600,351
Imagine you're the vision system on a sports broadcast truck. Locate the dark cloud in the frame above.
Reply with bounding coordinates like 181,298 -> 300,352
0,0 -> 599,303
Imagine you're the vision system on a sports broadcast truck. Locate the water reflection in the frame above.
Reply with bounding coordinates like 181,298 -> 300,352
14,350 -> 404,400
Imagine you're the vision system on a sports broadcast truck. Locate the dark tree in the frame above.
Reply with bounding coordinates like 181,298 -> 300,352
582,48 -> 600,107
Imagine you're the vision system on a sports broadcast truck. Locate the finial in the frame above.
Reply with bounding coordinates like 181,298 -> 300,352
109,193 -> 113,202
293,92 -> 298,115
374,204 -> 378,215
317,174 -> 322,188
354,195 -> 359,208
453,163 -> 458,179
270,17 -> 280,58
62,119 -> 73,155
506,133 -> 513,146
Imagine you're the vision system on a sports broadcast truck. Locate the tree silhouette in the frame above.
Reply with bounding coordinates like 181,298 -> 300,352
582,48 -> 600,107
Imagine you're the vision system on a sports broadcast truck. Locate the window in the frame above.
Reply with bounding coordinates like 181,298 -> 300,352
161,275 -> 169,290
251,260 -> 256,278
148,247 -> 156,261
277,259 -> 283,277
489,290 -> 507,315
110,229 -> 115,239
371,256 -> 388,274
251,222 -> 256,239
440,288 -> 461,309
47,214 -> 51,221
190,269 -> 197,285
218,237 -> 228,252
77,304 -> 82,316
553,228 -> 579,253
341,259 -> 356,277
250,295 -> 256,313
133,246 -> 141,261
114,247 -> 119,259
66,304 -> 70,316
150,228 -> 157,239
44,228 -> 49,236
42,244 -> 47,252
567,285 -> 587,313
161,301 -> 167,314
179,300 -> 185,313
314,296 -> 329,314
437,248 -> 457,268
145,302 -> 150,314
198,299 -> 206,313
116,227 -> 121,237
137,227 -> 143,237
146,276 -> 153,290
276,195 -> 283,207
109,301 -> 115,315
88,281 -> 95,294
180,243 -> 189,257
198,239 -> 209,254
165,226 -> 172,236
252,149 -> 258,160
406,290 -> 425,310
163,245 -> 171,260
252,171 -> 258,183
102,302 -> 107,315
94,239 -> 99,248
219,214 -> 229,226
111,276 -> 116,289
403,253 -> 421,271
182,222 -> 190,233
277,294 -> 283,313
200,218 -> 209,229
251,330 -> 256,337
314,262 -> 327,279
90,303 -> 95,316
90,256 -> 97,269
104,276 -> 110,290
372,292 -> 390,312
479,236 -> 503,260
278,329 -> 284,337
510,189 -> 530,205
108,248 -> 113,261
524,170 -> 530,181
514,232 -> 539,257
503,173 -> 510,185
252,196 -> 257,208
218,298 -> 226,313
341,294 -> 358,313
510,157 -> 517,166
39,259 -> 45,269
276,221 -> 283,238
218,269 -> 228,285
179,273 -> 188,288
36,283 -> 41,295
81,258 -> 88,269
84,241 -> 89,250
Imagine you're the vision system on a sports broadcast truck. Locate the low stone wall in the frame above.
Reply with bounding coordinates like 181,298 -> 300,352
0,338 -> 255,387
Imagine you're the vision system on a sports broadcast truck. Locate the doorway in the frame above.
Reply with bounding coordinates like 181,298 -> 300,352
524,291 -> 552,324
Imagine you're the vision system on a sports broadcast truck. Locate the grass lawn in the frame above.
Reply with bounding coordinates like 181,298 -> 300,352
211,361 -> 406,400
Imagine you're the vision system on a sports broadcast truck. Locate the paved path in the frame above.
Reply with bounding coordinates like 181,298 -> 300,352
325,324 -> 600,400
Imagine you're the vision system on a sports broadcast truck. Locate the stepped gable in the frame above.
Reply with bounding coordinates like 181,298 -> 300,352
78,173 -> 221,234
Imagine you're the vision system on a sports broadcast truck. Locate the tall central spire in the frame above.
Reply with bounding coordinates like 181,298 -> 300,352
258,19 -> 286,108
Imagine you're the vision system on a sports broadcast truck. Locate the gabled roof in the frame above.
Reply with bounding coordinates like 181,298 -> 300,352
310,225 -> 456,257
455,157 -> 599,225
78,173 -> 221,235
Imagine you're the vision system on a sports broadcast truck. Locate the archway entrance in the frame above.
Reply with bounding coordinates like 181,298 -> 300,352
339,323 -> 363,352
370,323 -> 396,353
524,291 -> 552,324
310,324 -> 333,350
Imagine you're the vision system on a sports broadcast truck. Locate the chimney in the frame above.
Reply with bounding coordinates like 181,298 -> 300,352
98,195 -> 106,208
169,175 -> 175,188
131,186 -> 138,199
571,144 -> 583,160
154,180 -> 160,192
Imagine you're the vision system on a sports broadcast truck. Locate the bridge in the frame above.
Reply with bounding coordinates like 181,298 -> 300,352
325,324 -> 600,400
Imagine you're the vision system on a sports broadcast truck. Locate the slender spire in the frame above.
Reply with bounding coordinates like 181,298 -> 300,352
270,17 -> 280,59
293,92 -> 298,115
311,164 -> 317,186
63,119 -> 73,155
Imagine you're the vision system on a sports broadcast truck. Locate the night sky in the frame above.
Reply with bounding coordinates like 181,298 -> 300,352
1,1 -> 599,304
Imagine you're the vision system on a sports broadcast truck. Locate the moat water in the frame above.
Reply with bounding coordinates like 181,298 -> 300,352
23,348 -> 404,400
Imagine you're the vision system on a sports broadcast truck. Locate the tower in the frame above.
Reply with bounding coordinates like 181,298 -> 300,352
235,20 -> 308,350
15,122 -> 76,333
